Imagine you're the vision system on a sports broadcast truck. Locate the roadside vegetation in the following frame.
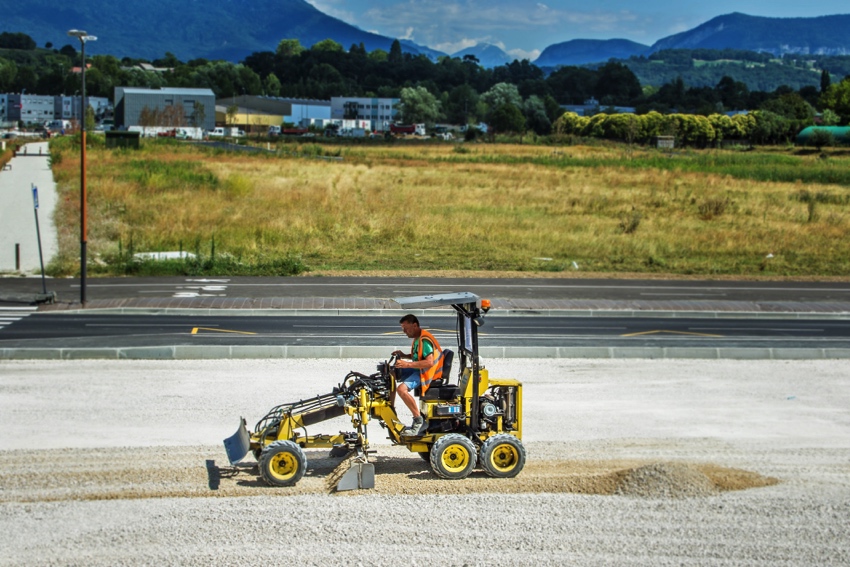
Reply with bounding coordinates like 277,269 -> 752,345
46,136 -> 850,278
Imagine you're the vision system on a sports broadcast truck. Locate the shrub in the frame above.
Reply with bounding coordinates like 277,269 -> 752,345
618,209 -> 642,234
698,198 -> 730,220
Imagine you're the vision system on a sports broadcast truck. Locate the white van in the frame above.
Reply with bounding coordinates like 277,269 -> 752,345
48,120 -> 72,132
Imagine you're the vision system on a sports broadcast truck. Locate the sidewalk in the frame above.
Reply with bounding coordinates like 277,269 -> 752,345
35,294 -> 850,318
0,142 -> 58,274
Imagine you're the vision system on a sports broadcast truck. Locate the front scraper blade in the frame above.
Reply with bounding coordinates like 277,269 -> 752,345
223,418 -> 251,465
327,453 -> 375,492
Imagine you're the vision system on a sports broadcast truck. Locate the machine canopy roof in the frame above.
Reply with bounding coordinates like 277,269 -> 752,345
393,292 -> 480,310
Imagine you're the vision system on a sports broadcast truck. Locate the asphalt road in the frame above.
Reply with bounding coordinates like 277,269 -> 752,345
2,312 -> 850,351
2,275 -> 850,304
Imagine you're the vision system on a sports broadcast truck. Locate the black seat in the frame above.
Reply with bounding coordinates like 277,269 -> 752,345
413,349 -> 455,397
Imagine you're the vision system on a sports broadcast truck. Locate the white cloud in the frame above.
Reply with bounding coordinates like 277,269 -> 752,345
508,48 -> 540,62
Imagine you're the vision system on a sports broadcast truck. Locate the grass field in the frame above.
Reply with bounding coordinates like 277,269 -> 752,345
46,136 -> 850,278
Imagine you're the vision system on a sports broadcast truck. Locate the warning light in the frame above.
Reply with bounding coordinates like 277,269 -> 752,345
481,299 -> 491,312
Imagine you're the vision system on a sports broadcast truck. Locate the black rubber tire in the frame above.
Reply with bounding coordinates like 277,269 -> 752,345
417,451 -> 431,462
430,434 -> 477,479
258,440 -> 307,487
479,434 -> 526,478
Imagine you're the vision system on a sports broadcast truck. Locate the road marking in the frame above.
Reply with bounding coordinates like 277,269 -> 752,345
495,325 -> 627,330
622,330 -> 724,338
689,327 -> 824,332
0,307 -> 37,331
191,327 -> 256,335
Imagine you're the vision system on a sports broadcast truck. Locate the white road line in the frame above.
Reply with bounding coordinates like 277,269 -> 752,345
0,307 -> 36,331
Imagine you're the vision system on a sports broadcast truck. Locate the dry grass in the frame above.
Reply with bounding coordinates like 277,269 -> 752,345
47,138 -> 850,277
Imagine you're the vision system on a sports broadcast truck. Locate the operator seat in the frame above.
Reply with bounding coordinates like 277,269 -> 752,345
420,349 -> 459,401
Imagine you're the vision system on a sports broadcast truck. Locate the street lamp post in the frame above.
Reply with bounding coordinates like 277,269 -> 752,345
68,29 -> 96,305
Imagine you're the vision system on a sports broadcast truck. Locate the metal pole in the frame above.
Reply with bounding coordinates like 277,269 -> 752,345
33,184 -> 47,295
15,244 -> 20,271
68,28 -> 95,306
80,38 -> 87,305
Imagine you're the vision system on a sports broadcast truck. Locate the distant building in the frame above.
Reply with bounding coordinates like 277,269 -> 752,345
560,97 -> 636,117
276,97 -> 332,126
54,95 -> 110,122
7,94 -> 55,124
1,93 -> 108,126
214,94 -> 293,132
0,94 -> 8,127
330,97 -> 399,131
114,87 -> 216,131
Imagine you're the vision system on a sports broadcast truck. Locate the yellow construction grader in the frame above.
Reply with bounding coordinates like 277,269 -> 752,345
223,292 -> 525,491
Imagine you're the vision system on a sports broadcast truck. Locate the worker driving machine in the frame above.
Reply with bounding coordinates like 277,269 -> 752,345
223,292 -> 525,491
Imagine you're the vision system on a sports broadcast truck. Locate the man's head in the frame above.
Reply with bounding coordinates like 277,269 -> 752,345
399,314 -> 421,339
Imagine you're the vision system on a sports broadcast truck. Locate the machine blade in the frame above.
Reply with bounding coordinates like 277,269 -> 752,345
223,418 -> 251,465
326,451 -> 375,492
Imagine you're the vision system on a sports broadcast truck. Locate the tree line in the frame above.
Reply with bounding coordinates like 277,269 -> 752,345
3,32 -> 850,142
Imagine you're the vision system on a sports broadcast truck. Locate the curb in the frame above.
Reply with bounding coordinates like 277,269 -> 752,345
3,345 -> 850,361
29,306 -> 850,320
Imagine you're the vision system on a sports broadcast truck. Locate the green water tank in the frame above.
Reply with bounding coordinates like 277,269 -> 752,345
796,126 -> 850,146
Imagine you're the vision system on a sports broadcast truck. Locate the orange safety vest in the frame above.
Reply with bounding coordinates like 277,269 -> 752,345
413,329 -> 443,395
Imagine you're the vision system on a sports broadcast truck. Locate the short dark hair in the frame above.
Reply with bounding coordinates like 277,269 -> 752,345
399,314 -> 419,325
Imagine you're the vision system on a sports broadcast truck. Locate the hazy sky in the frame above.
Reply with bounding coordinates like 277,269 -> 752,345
306,1 -> 850,59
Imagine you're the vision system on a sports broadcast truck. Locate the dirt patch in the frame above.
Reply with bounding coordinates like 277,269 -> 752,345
0,445 -> 778,503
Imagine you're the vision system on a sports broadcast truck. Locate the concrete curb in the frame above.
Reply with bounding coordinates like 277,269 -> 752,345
29,306 -> 850,320
3,345 -> 850,361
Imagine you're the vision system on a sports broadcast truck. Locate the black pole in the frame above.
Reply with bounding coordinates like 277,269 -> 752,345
79,37 -> 87,305
33,185 -> 47,295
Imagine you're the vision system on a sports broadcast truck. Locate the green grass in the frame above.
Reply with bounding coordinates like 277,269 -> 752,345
45,138 -> 850,279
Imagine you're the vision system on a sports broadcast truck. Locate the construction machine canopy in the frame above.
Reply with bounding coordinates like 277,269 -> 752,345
394,291 -> 489,432
393,292 -> 480,310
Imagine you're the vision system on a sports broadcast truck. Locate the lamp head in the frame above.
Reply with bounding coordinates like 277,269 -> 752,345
67,30 -> 97,43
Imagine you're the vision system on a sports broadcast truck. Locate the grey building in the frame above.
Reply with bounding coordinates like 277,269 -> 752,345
7,94 -> 55,124
114,87 -> 215,131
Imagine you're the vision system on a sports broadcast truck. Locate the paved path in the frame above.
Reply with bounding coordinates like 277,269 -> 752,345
0,141 -> 58,274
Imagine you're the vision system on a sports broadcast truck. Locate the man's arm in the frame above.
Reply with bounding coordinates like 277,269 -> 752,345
396,352 -> 435,369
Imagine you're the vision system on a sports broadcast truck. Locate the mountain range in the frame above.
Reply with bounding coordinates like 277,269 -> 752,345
1,1 -> 849,68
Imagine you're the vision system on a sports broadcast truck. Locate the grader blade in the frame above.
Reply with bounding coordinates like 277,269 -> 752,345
223,418 -> 251,465
326,451 -> 375,492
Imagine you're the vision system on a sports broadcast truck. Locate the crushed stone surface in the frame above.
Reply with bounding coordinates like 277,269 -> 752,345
1,358 -> 849,566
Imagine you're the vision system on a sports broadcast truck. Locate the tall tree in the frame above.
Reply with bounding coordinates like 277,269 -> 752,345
276,39 -> 304,58
388,40 -> 403,65
821,70 -> 831,95
399,86 -> 441,125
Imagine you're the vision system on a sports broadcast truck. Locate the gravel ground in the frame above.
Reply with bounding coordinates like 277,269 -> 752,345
1,358 -> 849,566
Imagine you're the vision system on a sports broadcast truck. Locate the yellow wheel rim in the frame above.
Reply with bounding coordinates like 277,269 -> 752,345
489,444 -> 520,472
441,444 -> 471,473
269,451 -> 298,481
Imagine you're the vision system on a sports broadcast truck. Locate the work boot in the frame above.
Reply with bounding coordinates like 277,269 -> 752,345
402,416 -> 425,436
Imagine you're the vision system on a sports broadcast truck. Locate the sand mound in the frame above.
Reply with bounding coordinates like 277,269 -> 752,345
614,462 -> 718,498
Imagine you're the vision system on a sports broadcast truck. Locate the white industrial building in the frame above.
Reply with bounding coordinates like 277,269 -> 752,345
330,97 -> 399,131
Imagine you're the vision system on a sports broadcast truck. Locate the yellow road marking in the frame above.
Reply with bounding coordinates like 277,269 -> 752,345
622,330 -> 724,338
191,327 -> 257,335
